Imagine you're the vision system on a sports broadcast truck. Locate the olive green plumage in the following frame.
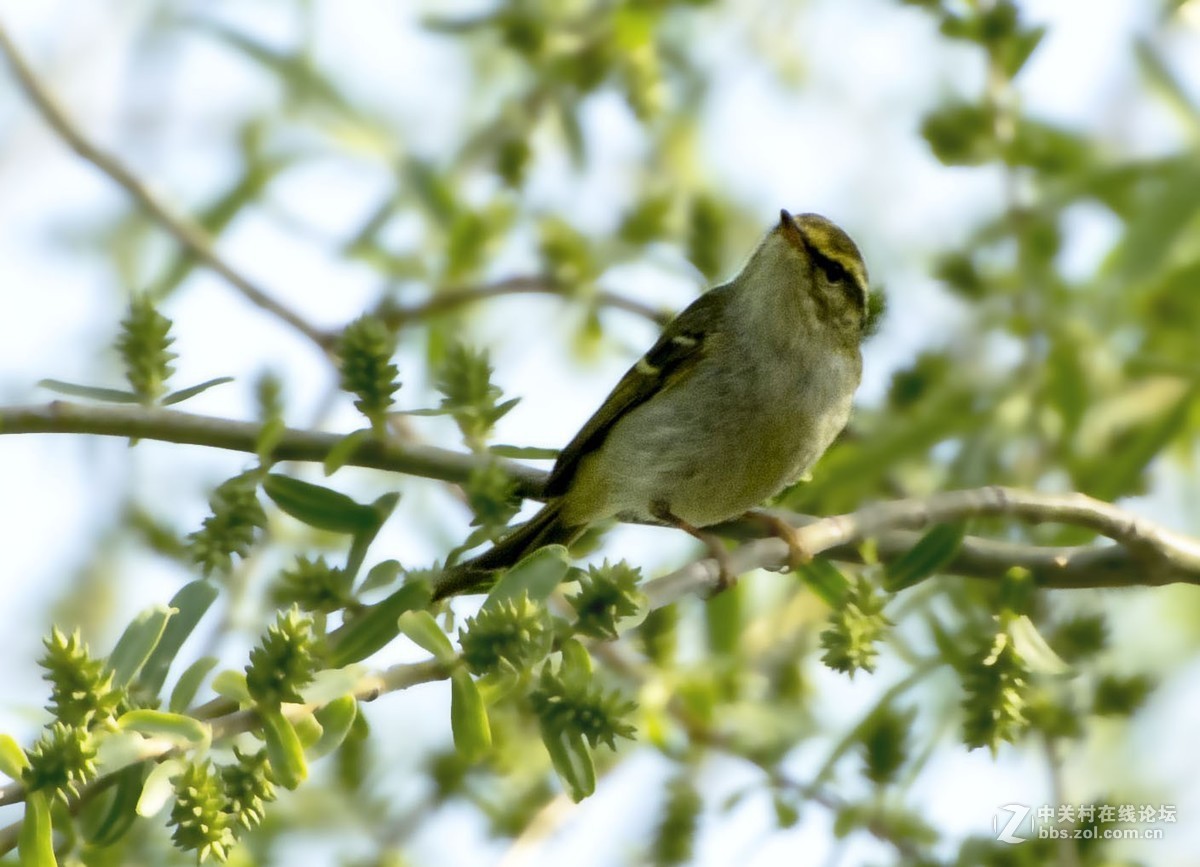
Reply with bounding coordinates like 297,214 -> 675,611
434,210 -> 869,599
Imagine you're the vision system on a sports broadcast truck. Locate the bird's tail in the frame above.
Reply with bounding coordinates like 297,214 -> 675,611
432,501 -> 582,600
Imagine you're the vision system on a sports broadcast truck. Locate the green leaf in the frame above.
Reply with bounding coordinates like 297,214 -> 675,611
540,724 -> 595,802
117,710 -> 211,749
483,545 -> 570,611
397,610 -> 457,662
86,764 -> 147,846
298,667 -> 364,706
1135,37 -> 1200,133
341,492 -> 401,583
360,559 -> 402,594
211,669 -> 251,704
884,524 -> 965,592
1008,615 -> 1070,677
263,473 -> 379,533
293,713 -> 323,748
1084,380 -> 1200,501
256,416 -> 287,464
309,695 -> 358,760
0,733 -> 30,779
261,707 -> 307,790
94,731 -> 152,776
450,669 -> 492,762
160,376 -> 235,406
323,428 -> 373,476
136,759 -> 185,818
107,605 -> 174,688
797,559 -> 851,607
37,379 -> 140,403
168,657 -> 219,713
328,579 -> 433,667
20,790 -> 58,867
139,580 -> 219,695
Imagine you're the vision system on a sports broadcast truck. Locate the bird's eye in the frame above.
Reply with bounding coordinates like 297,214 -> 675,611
819,259 -> 846,283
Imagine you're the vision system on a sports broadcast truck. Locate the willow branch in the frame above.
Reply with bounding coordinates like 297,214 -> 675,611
8,403 -> 1200,596
0,21 -> 333,351
642,487 -> 1200,608
0,402 -> 545,497
374,275 -> 672,329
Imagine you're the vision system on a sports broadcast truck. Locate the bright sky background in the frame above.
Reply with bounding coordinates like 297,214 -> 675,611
3,0 -> 1200,864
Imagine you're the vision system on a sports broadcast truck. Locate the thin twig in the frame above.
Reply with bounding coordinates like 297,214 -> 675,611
642,488 -> 1200,607
0,21 -> 333,350
374,275 -> 672,329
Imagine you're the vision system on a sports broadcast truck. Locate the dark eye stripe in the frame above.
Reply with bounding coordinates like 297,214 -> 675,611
809,248 -> 866,311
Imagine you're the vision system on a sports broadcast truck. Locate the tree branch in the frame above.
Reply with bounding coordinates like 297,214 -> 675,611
8,403 -> 1200,597
375,275 -> 672,329
642,488 -> 1200,608
0,20 -> 334,351
0,401 -> 546,497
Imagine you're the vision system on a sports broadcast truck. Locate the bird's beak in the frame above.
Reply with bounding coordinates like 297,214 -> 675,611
779,208 -> 793,226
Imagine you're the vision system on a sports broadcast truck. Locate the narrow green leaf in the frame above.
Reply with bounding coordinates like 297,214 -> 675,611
559,638 -> 593,677
360,559 -> 402,594
168,657 -> 219,713
136,759 -> 185,818
1009,615 -> 1071,676
37,379 -> 139,403
86,764 -> 147,846
310,695 -> 358,760
261,707 -> 307,790
487,444 -> 560,460
94,731 -> 151,776
328,579 -> 432,667
450,670 -> 492,762
160,376 -> 235,406
1085,381 -> 1200,501
293,713 -> 323,749
139,580 -> 219,695
117,710 -> 211,749
797,559 -> 851,607
884,524 -> 965,592
323,428 -> 372,476
297,668 -> 364,706
541,725 -> 595,801
20,790 -> 57,867
263,473 -> 379,533
107,605 -> 174,688
256,416 -> 287,464
211,670 -> 251,704
0,734 -> 30,779
342,494 -> 399,583
483,545 -> 570,611
397,610 -> 457,662
1135,37 -> 1200,131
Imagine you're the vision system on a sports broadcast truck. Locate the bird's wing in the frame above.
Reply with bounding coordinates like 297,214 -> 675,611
544,283 -> 731,498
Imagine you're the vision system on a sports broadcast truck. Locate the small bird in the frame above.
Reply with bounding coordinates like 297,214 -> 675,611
434,210 -> 870,599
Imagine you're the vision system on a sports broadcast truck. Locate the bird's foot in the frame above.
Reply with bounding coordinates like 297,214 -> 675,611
746,510 -> 813,572
652,503 -> 738,594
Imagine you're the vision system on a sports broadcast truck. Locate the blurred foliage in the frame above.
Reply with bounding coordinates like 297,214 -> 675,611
4,0 -> 1200,865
